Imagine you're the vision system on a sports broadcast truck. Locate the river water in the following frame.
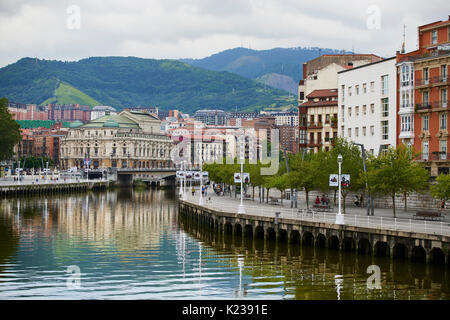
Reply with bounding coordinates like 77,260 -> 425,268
0,189 -> 449,300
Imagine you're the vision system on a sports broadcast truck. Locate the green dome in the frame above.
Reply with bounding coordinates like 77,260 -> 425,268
103,119 -> 119,128
69,120 -> 84,128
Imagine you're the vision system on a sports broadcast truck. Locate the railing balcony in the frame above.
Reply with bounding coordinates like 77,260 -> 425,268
308,122 -> 323,129
307,139 -> 323,147
416,78 -> 430,86
415,103 -> 432,111
418,152 -> 450,161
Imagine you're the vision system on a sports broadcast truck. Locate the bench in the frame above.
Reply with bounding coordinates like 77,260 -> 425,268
312,204 -> 333,212
269,197 -> 280,205
413,210 -> 443,221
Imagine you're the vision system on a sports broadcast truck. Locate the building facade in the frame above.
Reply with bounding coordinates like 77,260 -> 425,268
194,110 -> 226,125
91,106 -> 117,120
300,89 -> 338,152
338,57 -> 398,155
60,110 -> 173,170
397,17 -> 450,176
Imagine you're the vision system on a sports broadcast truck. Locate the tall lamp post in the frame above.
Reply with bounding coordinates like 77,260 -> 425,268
238,139 -> 245,214
335,154 -> 344,225
199,151 -> 204,206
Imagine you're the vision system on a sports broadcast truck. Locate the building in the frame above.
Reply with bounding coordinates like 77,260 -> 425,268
397,17 -> 450,176
273,111 -> 299,127
278,125 -> 298,154
91,106 -> 117,120
226,111 -> 260,126
300,89 -> 338,152
60,110 -> 173,170
298,54 -> 382,152
48,104 -> 91,122
194,109 -> 226,125
127,106 -> 159,117
338,57 -> 398,155
8,102 -> 49,120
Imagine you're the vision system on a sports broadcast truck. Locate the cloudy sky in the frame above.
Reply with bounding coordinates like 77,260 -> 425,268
0,0 -> 446,68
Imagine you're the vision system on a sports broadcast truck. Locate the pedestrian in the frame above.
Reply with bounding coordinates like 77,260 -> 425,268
354,195 -> 360,207
192,187 -> 195,196
315,196 -> 320,205
321,194 -> 326,205
442,201 -> 446,209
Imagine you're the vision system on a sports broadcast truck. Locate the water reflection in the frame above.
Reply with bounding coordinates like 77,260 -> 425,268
0,189 -> 450,300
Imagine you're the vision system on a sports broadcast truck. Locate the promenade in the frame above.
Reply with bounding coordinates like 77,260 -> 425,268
182,185 -> 450,237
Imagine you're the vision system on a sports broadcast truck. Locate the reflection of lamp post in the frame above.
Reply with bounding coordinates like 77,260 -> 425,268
199,151 -> 204,206
335,154 -> 344,225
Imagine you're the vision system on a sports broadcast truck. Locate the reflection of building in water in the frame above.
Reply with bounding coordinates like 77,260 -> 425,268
56,191 -> 177,253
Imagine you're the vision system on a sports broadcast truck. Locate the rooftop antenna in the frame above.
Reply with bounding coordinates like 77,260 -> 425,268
402,24 -> 406,53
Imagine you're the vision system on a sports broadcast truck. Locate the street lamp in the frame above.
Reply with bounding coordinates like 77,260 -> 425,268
335,154 -> 344,225
238,139 -> 245,214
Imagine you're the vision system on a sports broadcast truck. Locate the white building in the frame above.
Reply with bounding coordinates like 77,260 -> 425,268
337,57 -> 397,155
91,106 -> 117,121
274,112 -> 299,127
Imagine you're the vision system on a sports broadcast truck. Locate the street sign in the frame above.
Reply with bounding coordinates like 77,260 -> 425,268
329,174 -> 338,187
235,172 -> 250,183
330,174 -> 350,187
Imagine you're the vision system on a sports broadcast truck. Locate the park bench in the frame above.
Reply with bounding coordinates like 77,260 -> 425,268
269,197 -> 280,205
413,210 -> 443,221
312,204 -> 333,212
243,194 -> 252,200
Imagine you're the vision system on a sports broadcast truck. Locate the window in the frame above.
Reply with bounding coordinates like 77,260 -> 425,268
423,68 -> 429,83
355,127 -> 359,137
326,114 -> 330,123
341,105 -> 345,123
356,85 -> 359,95
341,85 -> 345,101
363,126 -> 367,136
423,115 -> 429,131
432,30 -> 438,44
442,65 -> 447,80
370,104 -> 375,114
349,87 -> 352,96
348,107 -> 352,117
341,126 -> 345,137
363,105 -> 367,115
423,91 -> 429,105
441,140 -> 447,160
382,98 -> 389,117
381,75 -> 389,95
381,121 -> 389,140
401,65 -> 410,86
441,113 -> 447,129
355,106 -> 359,116
370,81 -> 375,92
442,89 -> 448,107
401,116 -> 412,132
363,83 -> 367,93
348,128 -> 352,137
423,141 -> 429,161
370,125 -> 375,136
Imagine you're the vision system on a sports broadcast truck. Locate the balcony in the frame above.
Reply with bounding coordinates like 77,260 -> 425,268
415,103 -> 432,112
416,76 -> 449,87
307,139 -> 323,148
418,152 -> 450,162
308,122 -> 323,129
416,78 -> 430,87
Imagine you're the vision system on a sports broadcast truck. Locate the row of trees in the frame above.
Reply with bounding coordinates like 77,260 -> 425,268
203,138 -> 449,217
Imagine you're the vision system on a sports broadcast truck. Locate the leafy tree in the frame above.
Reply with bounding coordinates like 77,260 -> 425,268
430,174 -> 450,209
0,97 -> 21,161
367,145 -> 428,217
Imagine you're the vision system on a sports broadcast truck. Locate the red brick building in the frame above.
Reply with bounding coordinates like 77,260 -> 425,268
397,17 -> 450,176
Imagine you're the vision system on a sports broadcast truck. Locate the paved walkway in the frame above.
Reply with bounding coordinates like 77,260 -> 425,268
0,178 -> 105,187
180,185 -> 450,237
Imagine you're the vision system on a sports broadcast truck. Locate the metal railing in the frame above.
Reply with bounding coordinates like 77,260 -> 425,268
182,195 -> 450,237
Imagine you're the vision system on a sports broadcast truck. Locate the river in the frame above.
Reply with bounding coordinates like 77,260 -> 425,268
0,189 -> 449,300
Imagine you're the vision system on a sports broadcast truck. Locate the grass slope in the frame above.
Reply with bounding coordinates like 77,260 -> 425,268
41,82 -> 101,107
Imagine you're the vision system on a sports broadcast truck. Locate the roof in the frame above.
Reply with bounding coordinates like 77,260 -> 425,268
80,114 -> 140,129
300,100 -> 338,107
92,105 -> 117,112
338,56 -> 396,74
306,89 -> 338,99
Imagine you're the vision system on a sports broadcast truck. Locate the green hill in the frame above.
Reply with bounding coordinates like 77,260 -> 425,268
41,82 -> 101,107
0,57 -> 294,114
181,46 -> 342,94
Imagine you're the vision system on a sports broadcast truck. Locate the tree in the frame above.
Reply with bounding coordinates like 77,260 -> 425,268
430,174 -> 450,210
289,151 -> 318,209
0,97 -> 21,161
367,145 -> 428,217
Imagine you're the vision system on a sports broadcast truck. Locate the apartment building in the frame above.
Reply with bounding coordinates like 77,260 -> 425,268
338,57 -> 397,155
397,16 -> 450,176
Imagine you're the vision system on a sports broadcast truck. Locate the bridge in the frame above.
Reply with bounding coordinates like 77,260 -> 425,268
82,167 -> 177,187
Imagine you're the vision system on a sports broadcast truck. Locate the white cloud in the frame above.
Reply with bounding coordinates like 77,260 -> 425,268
0,0 -> 446,67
